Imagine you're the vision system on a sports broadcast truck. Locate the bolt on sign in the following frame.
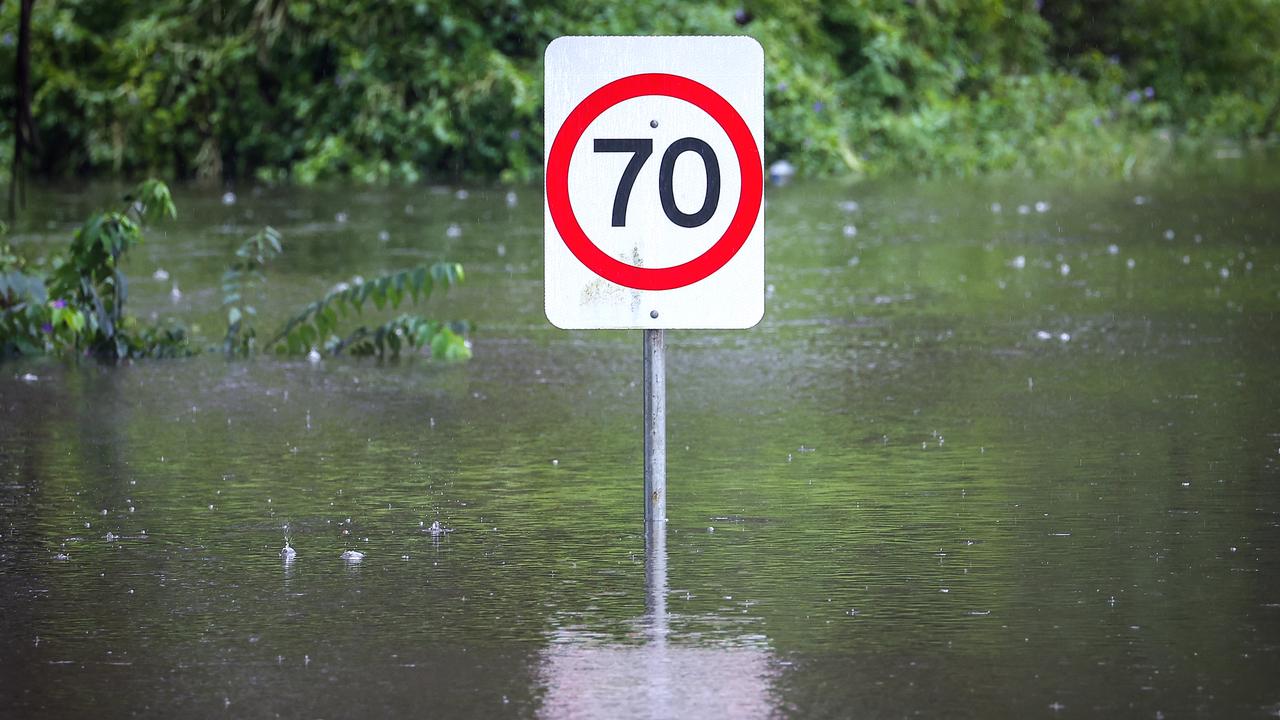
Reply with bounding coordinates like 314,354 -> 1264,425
544,36 -> 764,329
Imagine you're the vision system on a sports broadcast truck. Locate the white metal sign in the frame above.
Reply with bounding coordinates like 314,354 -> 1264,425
544,36 -> 764,329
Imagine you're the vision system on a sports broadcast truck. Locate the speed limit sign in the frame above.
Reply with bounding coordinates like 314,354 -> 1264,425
544,36 -> 764,329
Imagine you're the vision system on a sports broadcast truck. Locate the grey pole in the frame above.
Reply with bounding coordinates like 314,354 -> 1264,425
644,329 -> 666,542
644,519 -> 670,715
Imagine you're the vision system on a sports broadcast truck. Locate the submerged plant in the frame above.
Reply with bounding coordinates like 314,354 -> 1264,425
1,182 -> 473,364
222,226 -> 282,357
264,263 -> 471,361
1,180 -> 191,359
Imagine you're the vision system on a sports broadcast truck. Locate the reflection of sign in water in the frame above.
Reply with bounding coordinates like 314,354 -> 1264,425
538,636 -> 776,718
536,532 -> 776,718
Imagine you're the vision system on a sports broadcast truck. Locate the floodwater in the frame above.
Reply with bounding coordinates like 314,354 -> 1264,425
2,160 -> 1279,718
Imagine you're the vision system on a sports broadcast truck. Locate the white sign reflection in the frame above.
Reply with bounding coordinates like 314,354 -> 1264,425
537,532 -> 777,719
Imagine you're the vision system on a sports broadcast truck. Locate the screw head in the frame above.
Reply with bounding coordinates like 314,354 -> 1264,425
650,120 -> 659,129
650,310 -> 659,319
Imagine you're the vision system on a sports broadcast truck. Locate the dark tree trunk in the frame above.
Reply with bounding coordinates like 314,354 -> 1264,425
9,0 -> 36,219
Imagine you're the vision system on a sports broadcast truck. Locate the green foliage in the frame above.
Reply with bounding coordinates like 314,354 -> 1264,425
2,183 -> 473,363
0,180 -> 190,359
265,263 -> 471,361
2,0 -> 1277,183
222,226 -> 282,357
328,314 -> 473,361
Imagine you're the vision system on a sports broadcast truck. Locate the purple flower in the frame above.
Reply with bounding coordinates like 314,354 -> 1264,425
52,299 -> 67,309
1092,117 -> 1103,127
812,101 -> 825,113
1144,86 -> 1155,99
1126,90 -> 1142,104
41,323 -> 54,334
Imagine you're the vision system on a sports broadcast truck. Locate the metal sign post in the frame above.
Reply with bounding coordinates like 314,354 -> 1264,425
644,329 -> 666,538
544,36 -> 763,541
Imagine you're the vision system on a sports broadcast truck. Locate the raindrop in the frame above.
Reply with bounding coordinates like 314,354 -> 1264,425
768,160 -> 795,183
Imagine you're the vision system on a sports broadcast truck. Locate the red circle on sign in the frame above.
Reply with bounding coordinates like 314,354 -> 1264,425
547,73 -> 763,291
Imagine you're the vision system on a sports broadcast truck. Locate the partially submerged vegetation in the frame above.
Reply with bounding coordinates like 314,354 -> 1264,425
0,0 -> 1276,186
0,180 -> 191,358
0,181 -> 472,361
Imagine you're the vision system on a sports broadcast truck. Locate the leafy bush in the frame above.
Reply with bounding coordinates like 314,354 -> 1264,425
222,226 -> 283,357
0,180 -> 473,363
265,263 -> 472,360
1,0 -> 1276,183
0,180 -> 191,358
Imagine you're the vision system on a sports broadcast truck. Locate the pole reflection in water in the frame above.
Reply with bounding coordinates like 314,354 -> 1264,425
538,529 -> 777,719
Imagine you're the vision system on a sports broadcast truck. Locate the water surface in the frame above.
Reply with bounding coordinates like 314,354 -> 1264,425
2,162 -> 1279,717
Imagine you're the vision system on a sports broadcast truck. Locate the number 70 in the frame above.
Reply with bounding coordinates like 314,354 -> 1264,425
594,137 -> 721,229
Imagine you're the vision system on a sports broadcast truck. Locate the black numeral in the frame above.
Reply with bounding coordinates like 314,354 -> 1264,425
658,137 -> 720,228
593,137 -> 721,229
593,138 -> 652,227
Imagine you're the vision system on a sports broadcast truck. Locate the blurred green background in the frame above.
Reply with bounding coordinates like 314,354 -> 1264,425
2,0 -> 1278,184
